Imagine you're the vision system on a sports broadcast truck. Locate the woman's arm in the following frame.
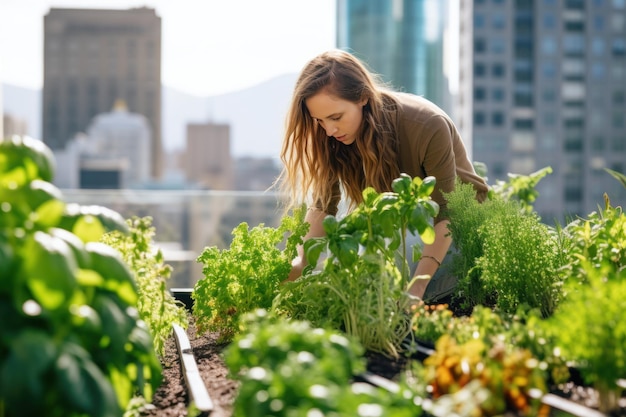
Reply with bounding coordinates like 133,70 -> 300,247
284,207 -> 328,281
408,219 -> 452,298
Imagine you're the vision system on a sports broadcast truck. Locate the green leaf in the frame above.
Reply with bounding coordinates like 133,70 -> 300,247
0,329 -> 57,405
86,242 -> 137,306
322,215 -> 338,234
22,231 -> 78,311
304,237 -> 327,267
605,167 -> 626,189
74,214 -> 107,243
56,342 -> 120,417
0,135 -> 56,183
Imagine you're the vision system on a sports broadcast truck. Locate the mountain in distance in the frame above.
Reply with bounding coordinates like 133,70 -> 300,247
2,72 -> 298,158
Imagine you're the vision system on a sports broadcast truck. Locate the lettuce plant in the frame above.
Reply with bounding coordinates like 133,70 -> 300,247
193,206 -> 309,342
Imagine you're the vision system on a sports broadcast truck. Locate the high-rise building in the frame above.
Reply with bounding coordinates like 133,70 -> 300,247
461,0 -> 626,223
184,122 -> 234,190
336,0 -> 453,114
42,7 -> 163,179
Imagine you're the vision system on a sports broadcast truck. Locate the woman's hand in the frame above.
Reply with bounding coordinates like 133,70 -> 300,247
285,256 -> 305,282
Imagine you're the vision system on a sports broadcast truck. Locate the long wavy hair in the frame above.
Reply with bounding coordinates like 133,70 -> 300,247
277,49 -> 400,214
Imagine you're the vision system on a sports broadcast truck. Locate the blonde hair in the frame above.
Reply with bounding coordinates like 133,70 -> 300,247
277,49 -> 400,214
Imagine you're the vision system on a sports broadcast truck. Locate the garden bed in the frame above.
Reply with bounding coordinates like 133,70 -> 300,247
140,312 -> 625,417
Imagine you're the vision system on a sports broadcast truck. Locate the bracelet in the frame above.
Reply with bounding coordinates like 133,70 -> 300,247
421,255 -> 441,266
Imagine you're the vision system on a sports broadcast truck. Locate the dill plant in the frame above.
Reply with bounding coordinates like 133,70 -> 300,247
445,174 -> 562,317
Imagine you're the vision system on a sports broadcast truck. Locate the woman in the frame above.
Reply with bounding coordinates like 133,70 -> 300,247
278,49 -> 488,299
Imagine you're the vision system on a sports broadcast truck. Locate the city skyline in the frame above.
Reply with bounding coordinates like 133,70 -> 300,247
0,0 -> 337,96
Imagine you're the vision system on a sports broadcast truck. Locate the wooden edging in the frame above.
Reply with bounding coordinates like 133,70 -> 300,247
356,371 -> 609,417
172,323 -> 214,415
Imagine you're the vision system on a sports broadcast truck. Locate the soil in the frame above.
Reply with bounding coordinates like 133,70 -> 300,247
141,316 -> 625,417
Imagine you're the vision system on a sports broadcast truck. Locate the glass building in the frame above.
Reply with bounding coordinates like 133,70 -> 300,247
336,0 -> 453,115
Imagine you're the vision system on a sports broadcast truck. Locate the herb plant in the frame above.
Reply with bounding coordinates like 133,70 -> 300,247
277,174 -> 439,357
101,216 -> 188,356
193,206 -> 309,342
0,136 -> 161,417
445,177 -> 562,316
223,309 -> 422,417
545,261 -> 626,413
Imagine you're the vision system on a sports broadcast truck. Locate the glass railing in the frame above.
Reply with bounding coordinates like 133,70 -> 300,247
61,189 -> 287,288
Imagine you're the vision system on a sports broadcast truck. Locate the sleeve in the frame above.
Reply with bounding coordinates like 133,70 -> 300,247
420,115 -> 457,222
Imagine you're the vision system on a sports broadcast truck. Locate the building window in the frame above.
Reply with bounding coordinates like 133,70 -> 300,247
542,89 -> 557,102
613,91 -> 625,104
614,0 -> 625,8
541,37 -> 557,55
492,63 -> 505,77
564,186 -> 583,202
474,62 -> 486,76
612,136 -> 626,151
492,112 -> 505,126
592,63 -> 606,78
543,112 -> 557,127
594,16 -> 605,31
474,86 -> 486,101
492,13 -> 506,29
474,111 -> 486,126
592,136 -> 605,151
542,62 -> 557,78
492,38 -> 506,54
543,14 -> 556,30
592,37 -> 605,55
564,34 -> 585,56
613,112 -> 625,128
613,38 -> 626,56
514,119 -> 534,130
492,88 -> 505,101
475,38 -> 487,53
475,14 -> 486,28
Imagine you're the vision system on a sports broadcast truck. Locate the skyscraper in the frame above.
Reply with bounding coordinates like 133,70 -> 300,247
42,7 -> 163,179
336,0 -> 453,113
461,0 -> 626,223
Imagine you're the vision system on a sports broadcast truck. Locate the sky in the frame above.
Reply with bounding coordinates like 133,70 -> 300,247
0,0 -> 337,96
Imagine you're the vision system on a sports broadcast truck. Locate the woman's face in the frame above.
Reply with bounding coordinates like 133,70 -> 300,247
305,90 -> 366,146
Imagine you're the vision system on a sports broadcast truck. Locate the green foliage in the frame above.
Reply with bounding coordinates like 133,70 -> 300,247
490,166 -> 552,213
0,136 -> 161,417
192,206 -> 309,342
446,177 -> 562,317
223,309 -> 422,417
547,198 -> 626,411
605,167 -> 626,189
276,174 -> 439,357
544,261 -> 626,410
558,197 -> 625,286
476,204 -> 562,317
101,216 -> 188,356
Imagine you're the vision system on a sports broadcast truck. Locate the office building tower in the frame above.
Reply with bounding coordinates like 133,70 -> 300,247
184,122 -> 234,190
336,0 -> 453,114
462,0 -> 626,223
42,7 -> 163,178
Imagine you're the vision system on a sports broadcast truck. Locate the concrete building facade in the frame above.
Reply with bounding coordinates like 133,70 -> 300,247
42,7 -> 163,178
462,0 -> 626,223
184,122 -> 234,190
